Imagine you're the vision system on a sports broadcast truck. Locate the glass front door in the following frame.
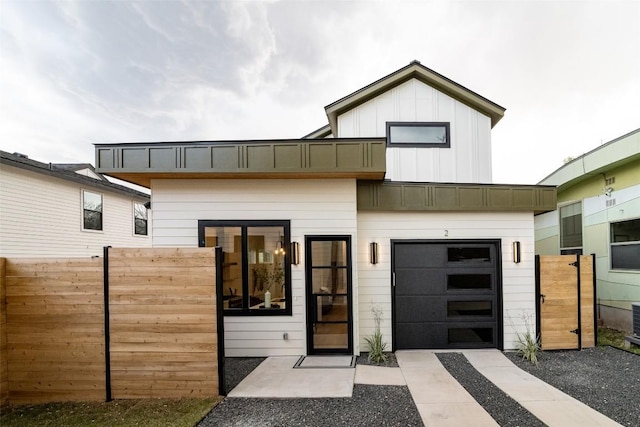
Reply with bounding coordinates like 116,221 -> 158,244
305,236 -> 353,354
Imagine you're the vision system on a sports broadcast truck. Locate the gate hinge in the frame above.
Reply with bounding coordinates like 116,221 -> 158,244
569,261 -> 578,267
570,328 -> 580,335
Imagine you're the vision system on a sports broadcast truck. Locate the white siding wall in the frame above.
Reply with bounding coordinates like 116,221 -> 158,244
357,211 -> 536,351
0,165 -> 151,257
337,78 -> 493,183
150,179 -> 359,357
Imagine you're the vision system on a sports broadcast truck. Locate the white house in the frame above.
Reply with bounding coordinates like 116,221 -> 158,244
94,61 -> 555,356
0,150 -> 151,257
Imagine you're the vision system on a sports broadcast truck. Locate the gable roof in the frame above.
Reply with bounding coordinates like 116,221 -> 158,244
324,60 -> 506,135
0,150 -> 149,200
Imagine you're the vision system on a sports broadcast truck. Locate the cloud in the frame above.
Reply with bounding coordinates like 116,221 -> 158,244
0,0 -> 638,184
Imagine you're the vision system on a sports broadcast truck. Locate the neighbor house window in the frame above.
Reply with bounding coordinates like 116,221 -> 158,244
387,122 -> 450,148
560,202 -> 582,255
82,190 -> 103,231
134,202 -> 148,236
198,220 -> 292,316
611,218 -> 640,270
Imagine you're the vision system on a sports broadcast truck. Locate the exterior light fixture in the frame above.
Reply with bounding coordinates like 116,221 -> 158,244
290,242 -> 300,265
370,242 -> 378,265
513,241 -> 521,264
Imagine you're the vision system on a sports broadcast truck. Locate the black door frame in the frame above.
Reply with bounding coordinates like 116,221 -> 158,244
305,235 -> 354,355
391,239 -> 503,351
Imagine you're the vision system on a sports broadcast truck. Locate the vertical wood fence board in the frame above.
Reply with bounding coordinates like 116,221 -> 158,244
4,257 -> 105,405
0,258 -> 8,407
109,247 -> 218,399
539,256 -> 579,350
579,255 -> 596,348
538,255 -> 596,351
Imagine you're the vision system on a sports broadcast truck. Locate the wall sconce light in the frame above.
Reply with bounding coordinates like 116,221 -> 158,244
290,242 -> 300,265
513,241 -> 521,264
370,242 -> 378,265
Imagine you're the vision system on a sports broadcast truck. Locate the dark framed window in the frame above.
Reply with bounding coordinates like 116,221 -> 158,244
82,190 -> 103,231
611,218 -> 640,270
198,220 -> 292,316
560,202 -> 582,253
386,122 -> 450,148
134,202 -> 148,236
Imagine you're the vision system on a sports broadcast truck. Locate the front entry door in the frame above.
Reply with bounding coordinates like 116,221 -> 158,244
305,236 -> 353,354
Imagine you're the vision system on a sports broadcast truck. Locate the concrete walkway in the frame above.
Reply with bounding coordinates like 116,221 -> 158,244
227,350 -> 621,426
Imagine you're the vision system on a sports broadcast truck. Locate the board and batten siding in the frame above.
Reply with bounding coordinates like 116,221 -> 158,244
357,211 -> 536,351
150,179 -> 359,357
337,78 -> 493,184
0,166 -> 150,257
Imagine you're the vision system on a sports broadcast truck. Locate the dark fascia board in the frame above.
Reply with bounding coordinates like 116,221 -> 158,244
94,137 -> 387,187
325,61 -> 506,135
357,180 -> 557,215
0,150 -> 150,200
302,124 -> 332,139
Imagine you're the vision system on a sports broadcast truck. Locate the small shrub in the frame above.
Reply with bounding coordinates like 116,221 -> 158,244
365,305 -> 388,364
515,314 -> 541,365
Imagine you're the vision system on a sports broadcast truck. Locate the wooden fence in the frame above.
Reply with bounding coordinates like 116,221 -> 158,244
0,247 -> 222,406
536,254 -> 596,350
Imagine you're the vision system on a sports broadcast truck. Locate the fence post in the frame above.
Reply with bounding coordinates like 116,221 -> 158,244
215,247 -> 225,395
103,246 -> 112,402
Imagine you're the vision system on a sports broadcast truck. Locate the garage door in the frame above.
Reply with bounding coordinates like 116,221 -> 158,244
393,240 -> 501,350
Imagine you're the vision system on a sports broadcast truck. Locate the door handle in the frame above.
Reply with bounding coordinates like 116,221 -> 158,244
540,294 -> 546,304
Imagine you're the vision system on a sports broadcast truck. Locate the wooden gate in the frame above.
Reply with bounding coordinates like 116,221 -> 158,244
536,254 -> 596,350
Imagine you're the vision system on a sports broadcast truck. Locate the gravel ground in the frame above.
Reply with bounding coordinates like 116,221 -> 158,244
505,346 -> 640,427
201,348 -> 639,427
437,352 -> 546,427
197,385 -> 423,427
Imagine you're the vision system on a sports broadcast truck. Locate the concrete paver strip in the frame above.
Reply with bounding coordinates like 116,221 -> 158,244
463,350 -> 622,427
397,351 -> 499,426
354,365 -> 406,385
228,356 -> 355,398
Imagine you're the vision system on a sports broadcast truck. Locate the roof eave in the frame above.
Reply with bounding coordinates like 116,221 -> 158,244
325,62 -> 506,135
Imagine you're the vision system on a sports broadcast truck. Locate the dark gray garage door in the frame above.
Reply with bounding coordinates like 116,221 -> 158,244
393,240 -> 502,349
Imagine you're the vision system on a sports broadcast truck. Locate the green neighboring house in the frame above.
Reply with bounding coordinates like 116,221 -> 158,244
535,128 -> 640,332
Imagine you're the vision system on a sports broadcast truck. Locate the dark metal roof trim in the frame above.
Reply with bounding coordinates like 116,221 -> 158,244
357,180 -> 557,214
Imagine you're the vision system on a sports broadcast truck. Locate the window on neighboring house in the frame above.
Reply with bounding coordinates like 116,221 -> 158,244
560,202 -> 582,255
386,122 -> 451,148
82,190 -> 103,231
198,220 -> 292,315
611,218 -> 640,270
134,202 -> 148,236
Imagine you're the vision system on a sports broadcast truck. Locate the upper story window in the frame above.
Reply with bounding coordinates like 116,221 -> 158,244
386,122 -> 450,148
134,202 -> 148,236
198,220 -> 292,316
82,190 -> 103,231
559,202 -> 582,255
611,218 -> 640,270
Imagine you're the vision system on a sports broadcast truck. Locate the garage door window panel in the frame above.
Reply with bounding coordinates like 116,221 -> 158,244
448,247 -> 492,263
447,273 -> 493,290
447,301 -> 493,317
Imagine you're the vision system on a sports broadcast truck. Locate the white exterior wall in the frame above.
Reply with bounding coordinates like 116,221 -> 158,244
0,165 -> 151,257
337,78 -> 493,183
357,211 -> 536,351
150,179 -> 359,357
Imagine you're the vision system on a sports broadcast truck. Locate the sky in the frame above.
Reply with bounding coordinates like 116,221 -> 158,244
1,0 -> 638,185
